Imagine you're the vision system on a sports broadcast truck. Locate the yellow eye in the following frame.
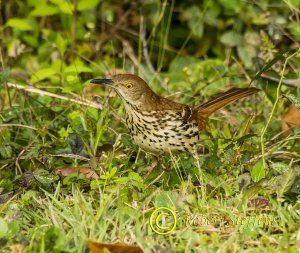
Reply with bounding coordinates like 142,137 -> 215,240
126,83 -> 133,89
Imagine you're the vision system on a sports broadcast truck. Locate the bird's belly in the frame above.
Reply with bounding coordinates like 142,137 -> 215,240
132,130 -> 199,154
125,110 -> 199,154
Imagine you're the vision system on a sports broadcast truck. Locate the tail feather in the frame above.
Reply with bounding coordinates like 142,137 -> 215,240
197,87 -> 260,117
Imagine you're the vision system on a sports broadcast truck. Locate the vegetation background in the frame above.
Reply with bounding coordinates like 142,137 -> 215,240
0,0 -> 300,252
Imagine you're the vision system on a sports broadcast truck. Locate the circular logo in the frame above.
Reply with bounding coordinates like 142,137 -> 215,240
150,207 -> 176,235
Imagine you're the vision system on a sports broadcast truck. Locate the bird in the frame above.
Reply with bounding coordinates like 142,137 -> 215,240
90,74 -> 259,155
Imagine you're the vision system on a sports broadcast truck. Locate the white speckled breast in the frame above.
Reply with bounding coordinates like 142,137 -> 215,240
124,104 -> 199,154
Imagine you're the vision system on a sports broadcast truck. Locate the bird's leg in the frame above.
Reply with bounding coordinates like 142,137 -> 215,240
144,158 -> 158,179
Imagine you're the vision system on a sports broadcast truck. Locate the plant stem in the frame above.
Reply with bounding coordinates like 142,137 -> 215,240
260,49 -> 300,169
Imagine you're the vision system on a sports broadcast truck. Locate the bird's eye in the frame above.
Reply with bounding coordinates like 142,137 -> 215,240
126,83 -> 133,89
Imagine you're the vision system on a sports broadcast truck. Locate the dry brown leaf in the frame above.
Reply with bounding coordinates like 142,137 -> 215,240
282,104 -> 300,136
87,240 -> 143,253
54,167 -> 99,179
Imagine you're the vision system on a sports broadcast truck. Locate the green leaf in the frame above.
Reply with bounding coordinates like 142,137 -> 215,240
8,221 -> 20,237
0,218 -> 8,238
56,34 -> 67,55
21,190 -> 38,204
185,6 -> 204,38
0,145 -> 12,159
100,167 -> 118,181
180,229 -> 200,245
220,31 -> 242,47
68,110 -> 83,128
44,226 -> 66,252
30,5 -> 60,16
284,94 -> 300,111
169,56 -> 199,72
219,0 -> 242,12
128,171 -> 144,191
0,179 -> 13,193
64,65 -> 93,73
30,68 -> 58,83
190,20 -> 203,38
58,127 -> 73,139
87,107 -> 99,121
6,18 -> 33,31
33,169 -> 59,184
260,80 -> 277,104
154,192 -> 176,208
288,21 -> 300,40
251,160 -> 266,182
59,1 -> 73,14
27,0 -> 46,6
258,167 -> 300,195
271,162 -> 290,174
289,177 -> 300,194
277,169 -> 296,197
251,52 -> 287,84
109,167 -> 117,178
77,0 -> 101,11
237,45 -> 256,68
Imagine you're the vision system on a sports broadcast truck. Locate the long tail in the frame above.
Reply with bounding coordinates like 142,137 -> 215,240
196,87 -> 260,122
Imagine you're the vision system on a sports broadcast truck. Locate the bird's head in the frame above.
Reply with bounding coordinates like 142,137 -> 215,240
90,74 -> 155,107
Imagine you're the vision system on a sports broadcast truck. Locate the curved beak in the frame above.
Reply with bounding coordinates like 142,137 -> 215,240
90,78 -> 114,85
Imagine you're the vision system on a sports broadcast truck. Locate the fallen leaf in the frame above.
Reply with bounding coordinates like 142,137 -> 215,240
54,167 -> 99,179
282,104 -> 300,136
247,197 -> 269,209
87,240 -> 143,253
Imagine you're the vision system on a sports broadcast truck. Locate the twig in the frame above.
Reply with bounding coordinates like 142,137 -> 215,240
7,82 -> 126,126
0,124 -> 57,139
6,82 -> 102,109
260,73 -> 299,88
0,124 -> 37,131
50,154 -> 90,161
0,164 -> 8,170
120,37 -> 140,67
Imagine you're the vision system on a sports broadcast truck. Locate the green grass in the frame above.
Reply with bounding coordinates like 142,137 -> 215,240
1,170 -> 299,252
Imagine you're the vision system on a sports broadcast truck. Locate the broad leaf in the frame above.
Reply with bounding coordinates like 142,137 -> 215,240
30,5 -> 60,16
251,159 -> 266,182
30,68 -> 58,83
6,18 -> 32,31
78,0 -> 101,11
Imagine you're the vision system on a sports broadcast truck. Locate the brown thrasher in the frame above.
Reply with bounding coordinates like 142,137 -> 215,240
90,74 -> 259,155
